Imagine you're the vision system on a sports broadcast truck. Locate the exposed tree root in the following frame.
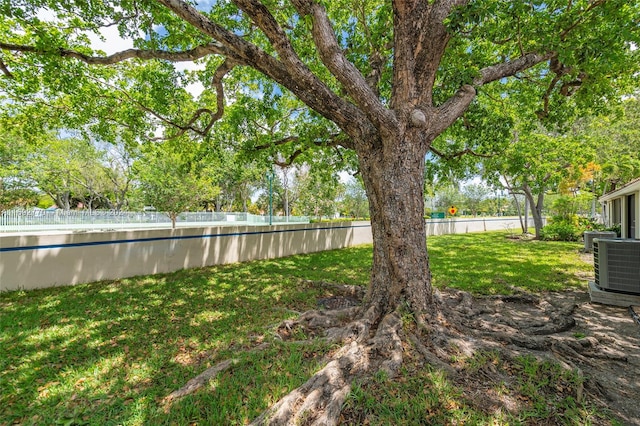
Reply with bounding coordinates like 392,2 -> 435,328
407,332 -> 457,377
161,342 -> 270,410
249,341 -> 363,426
251,312 -> 403,425
251,286 -> 632,423
162,358 -> 238,410
163,284 -> 636,424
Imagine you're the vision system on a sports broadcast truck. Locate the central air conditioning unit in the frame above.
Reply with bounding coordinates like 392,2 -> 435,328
583,231 -> 617,253
593,238 -> 640,295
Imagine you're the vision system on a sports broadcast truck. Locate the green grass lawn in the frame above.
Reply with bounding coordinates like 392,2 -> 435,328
0,232 -> 596,425
428,232 -> 591,294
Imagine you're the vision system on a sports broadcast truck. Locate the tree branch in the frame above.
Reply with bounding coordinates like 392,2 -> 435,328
157,0 -> 369,139
429,145 -> 495,161
501,174 -> 521,193
253,136 -> 300,151
559,0 -> 606,41
273,141 -> 343,167
181,59 -> 236,136
352,1 -> 385,96
290,0 -> 395,132
430,84 -> 476,137
86,76 -> 190,135
0,57 -> 14,78
537,74 -> 562,119
474,52 -> 553,87
232,0 -> 309,69
83,60 -> 235,141
412,0 -> 470,105
537,57 -> 585,118
254,133 -> 347,167
0,41 -> 237,65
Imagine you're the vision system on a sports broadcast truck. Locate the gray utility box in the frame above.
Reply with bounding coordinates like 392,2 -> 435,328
584,231 -> 617,253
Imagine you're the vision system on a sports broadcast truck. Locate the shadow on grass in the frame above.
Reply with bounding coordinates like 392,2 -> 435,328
0,246 -> 372,425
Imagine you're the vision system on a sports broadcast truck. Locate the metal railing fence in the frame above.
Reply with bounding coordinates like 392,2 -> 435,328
0,209 -> 309,232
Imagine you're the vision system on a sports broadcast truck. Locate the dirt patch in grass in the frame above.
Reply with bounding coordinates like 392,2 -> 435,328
456,288 -> 640,424
334,287 -> 640,425
569,290 -> 640,424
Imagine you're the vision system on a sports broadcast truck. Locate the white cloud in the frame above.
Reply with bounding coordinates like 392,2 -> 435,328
88,26 -> 136,56
174,62 -> 206,98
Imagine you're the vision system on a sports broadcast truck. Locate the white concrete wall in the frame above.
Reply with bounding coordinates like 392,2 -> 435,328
424,216 -> 537,236
0,217 -> 537,292
0,222 -> 372,291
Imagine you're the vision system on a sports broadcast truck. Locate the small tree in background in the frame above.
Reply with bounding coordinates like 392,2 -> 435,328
340,177 -> 369,218
461,183 -> 489,216
136,143 -> 219,229
0,130 -> 39,213
294,166 -> 341,219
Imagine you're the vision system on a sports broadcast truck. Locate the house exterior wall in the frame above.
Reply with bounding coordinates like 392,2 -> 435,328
600,179 -> 640,239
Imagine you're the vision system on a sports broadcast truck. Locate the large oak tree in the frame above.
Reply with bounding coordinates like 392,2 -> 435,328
2,0 -> 638,423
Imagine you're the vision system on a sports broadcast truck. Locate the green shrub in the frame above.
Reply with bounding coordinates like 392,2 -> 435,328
607,223 -> 622,237
578,216 -> 607,232
542,210 -> 609,242
540,219 -> 582,241
549,196 -> 579,219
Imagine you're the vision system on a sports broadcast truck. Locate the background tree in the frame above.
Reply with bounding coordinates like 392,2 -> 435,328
293,165 -> 341,219
102,141 -> 139,211
22,136 -> 106,210
221,159 -> 263,212
276,165 -> 295,218
476,189 -> 513,217
0,129 -> 39,213
460,182 -> 489,216
72,149 -> 113,211
588,97 -> 640,194
1,1 -> 638,423
339,176 -> 369,218
434,184 -> 464,213
483,128 -> 596,238
135,141 -> 219,228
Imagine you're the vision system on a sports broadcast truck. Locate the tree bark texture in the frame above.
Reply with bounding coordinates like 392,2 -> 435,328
357,132 -> 434,317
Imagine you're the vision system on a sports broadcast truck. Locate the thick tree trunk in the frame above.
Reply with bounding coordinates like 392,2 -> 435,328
358,134 -> 434,318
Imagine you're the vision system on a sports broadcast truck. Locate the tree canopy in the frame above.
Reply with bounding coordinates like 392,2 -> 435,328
2,1 -> 639,423
1,1 -> 637,147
